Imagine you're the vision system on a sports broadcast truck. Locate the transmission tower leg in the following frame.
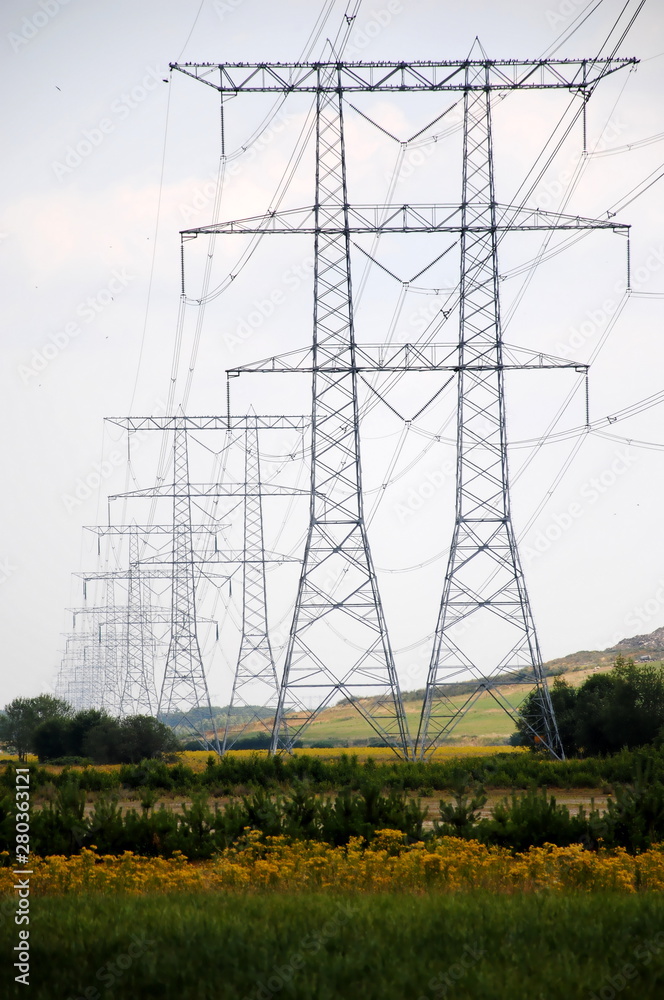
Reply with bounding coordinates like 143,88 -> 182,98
417,65 -> 563,760
222,417 -> 280,752
271,66 -> 410,758
159,426 -> 221,752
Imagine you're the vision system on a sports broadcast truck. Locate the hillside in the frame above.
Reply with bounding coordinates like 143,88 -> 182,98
283,626 -> 664,747
200,626 -> 664,748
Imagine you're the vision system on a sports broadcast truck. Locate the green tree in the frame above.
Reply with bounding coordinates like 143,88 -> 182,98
68,709 -> 111,757
119,715 -> 180,763
0,695 -> 72,761
32,708 -> 113,762
82,715 -> 180,764
511,678 -> 578,755
32,717 -> 72,761
82,718 -> 124,764
513,657 -> 664,757
576,657 -> 664,754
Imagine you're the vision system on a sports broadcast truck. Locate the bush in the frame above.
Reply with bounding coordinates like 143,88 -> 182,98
514,658 -> 664,757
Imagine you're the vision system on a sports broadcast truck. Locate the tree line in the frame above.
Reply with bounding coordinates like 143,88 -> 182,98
514,656 -> 664,756
0,696 -> 179,763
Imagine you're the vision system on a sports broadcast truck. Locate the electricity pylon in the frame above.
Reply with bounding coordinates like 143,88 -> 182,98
222,416 -> 280,751
120,526 -> 157,715
270,66 -> 410,754
173,54 -> 633,757
157,425 -> 220,752
415,55 -> 635,759
56,632 -> 104,711
105,414 -> 308,752
78,532 -> 158,715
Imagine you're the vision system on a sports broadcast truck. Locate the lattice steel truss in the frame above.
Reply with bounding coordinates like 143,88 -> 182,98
417,65 -> 565,757
76,536 -> 158,717
105,415 -> 307,752
119,527 -> 157,715
157,426 -> 220,752
222,417 -> 279,751
269,67 -> 409,755
169,54 -> 636,758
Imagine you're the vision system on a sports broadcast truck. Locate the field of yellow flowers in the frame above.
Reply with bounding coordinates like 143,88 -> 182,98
3,832 -> 663,896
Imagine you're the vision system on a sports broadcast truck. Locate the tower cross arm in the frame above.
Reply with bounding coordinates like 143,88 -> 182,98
105,415 -> 307,432
181,204 -> 629,237
108,484 -> 311,501
228,343 -> 590,376
171,58 -> 637,93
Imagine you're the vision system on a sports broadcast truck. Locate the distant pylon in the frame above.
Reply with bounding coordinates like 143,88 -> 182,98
100,576 -> 122,714
222,416 -> 279,751
119,526 -> 157,716
158,425 -> 220,752
417,60 -> 563,759
56,630 -> 105,711
271,65 -> 410,757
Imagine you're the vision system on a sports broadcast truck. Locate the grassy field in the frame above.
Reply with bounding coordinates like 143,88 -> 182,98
223,654 -> 659,747
293,686 -> 529,745
2,893 -> 663,999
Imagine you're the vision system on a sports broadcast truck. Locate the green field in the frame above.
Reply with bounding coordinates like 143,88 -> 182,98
284,653 -> 664,746
296,686 -> 529,745
3,893 -> 664,999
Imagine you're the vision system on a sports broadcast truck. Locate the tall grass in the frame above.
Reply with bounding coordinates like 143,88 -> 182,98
1,893 -> 663,999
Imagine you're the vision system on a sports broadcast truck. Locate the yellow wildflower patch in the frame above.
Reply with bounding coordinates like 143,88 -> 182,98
1,837 -> 663,895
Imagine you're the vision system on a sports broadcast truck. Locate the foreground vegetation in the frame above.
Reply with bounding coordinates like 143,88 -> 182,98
1,893 -> 663,999
4,833 -> 664,894
3,774 -> 664,857
8,743 -> 664,796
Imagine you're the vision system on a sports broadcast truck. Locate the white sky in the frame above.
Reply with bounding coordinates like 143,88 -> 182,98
1,0 -> 663,707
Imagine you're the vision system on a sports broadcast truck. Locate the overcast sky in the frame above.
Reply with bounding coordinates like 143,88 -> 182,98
1,0 -> 663,708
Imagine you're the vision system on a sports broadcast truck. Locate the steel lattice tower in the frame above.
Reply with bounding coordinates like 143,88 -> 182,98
159,426 -> 220,752
76,539 -> 160,716
270,66 -> 409,755
172,56 -> 635,758
417,63 -> 563,757
222,417 -> 280,751
104,415 -> 308,751
120,527 -> 157,716
99,576 -> 123,715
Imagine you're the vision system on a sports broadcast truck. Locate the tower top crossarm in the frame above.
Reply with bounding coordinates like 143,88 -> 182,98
170,58 -> 637,93
106,415 -> 307,432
